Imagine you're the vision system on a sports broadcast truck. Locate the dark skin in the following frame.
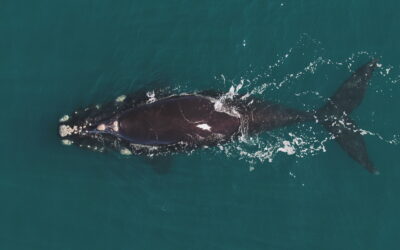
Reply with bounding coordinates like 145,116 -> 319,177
118,95 -> 241,146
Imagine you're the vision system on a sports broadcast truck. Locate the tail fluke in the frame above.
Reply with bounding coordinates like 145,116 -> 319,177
322,115 -> 378,174
317,59 -> 379,174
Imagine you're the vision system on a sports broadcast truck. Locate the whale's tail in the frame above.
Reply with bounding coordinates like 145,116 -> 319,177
316,59 -> 379,174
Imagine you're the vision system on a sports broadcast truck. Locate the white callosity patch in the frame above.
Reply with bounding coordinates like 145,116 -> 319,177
120,148 -> 132,155
115,95 -> 126,103
59,115 -> 70,122
59,125 -> 75,137
97,124 -> 106,131
112,121 -> 119,132
61,139 -> 73,146
196,123 -> 211,131
96,121 -> 119,132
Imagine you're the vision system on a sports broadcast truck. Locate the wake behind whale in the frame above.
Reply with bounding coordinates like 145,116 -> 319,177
59,60 -> 379,174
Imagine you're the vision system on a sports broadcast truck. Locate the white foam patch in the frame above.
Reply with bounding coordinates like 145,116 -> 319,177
146,91 -> 156,103
196,123 -> 211,131
210,87 -> 242,119
277,140 -> 296,155
212,99 -> 241,118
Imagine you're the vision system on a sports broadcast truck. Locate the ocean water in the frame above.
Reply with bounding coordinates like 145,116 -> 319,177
1,0 -> 400,249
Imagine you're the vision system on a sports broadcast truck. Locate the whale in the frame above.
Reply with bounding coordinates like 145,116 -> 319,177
59,59 -> 379,174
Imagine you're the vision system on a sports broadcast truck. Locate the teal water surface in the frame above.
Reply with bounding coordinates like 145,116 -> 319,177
1,1 -> 400,249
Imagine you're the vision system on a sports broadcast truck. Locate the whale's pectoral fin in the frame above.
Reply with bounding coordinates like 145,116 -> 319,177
144,155 -> 174,175
317,59 -> 379,174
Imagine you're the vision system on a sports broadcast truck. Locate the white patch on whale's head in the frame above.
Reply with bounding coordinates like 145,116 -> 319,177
59,125 -> 75,137
112,121 -> 119,132
97,124 -> 106,131
196,123 -> 211,131
59,115 -> 70,122
58,102 -> 127,152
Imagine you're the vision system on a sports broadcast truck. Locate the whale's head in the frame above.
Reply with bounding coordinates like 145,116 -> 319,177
58,104 -> 121,152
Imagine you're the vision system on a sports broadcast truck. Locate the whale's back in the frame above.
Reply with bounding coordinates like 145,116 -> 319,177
118,95 -> 241,146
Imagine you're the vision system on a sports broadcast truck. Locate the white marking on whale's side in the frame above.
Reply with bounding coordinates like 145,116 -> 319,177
196,123 -> 211,131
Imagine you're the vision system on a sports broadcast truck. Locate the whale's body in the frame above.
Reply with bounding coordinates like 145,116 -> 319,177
59,60 -> 379,173
118,95 -> 241,146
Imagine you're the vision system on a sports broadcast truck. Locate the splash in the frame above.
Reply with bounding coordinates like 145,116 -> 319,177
203,34 -> 400,170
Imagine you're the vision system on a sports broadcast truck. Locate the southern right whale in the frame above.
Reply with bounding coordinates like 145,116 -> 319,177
59,59 -> 379,174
